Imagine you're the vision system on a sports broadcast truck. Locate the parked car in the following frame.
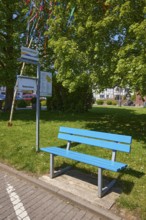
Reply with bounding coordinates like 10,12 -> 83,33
22,94 -> 46,101
0,94 -> 5,110
16,95 -> 23,100
0,94 -> 5,100
0,94 -> 23,101
22,94 -> 36,101
124,100 -> 135,106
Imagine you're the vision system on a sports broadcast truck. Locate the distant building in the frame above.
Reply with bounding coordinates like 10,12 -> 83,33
93,87 -> 128,101
135,93 -> 146,106
93,87 -> 146,106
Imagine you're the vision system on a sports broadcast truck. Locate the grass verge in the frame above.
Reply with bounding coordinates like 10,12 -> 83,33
0,106 -> 146,219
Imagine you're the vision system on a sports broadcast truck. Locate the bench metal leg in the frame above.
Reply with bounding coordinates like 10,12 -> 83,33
50,154 -> 54,178
98,168 -> 102,198
98,167 -> 117,198
50,153 -> 72,178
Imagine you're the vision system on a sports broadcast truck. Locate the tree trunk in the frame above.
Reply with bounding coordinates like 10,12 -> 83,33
3,87 -> 14,111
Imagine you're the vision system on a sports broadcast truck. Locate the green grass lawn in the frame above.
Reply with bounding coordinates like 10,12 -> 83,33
0,106 -> 146,219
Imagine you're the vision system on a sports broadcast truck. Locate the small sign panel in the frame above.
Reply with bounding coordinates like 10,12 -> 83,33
21,46 -> 39,62
17,76 -> 37,91
40,72 -> 52,97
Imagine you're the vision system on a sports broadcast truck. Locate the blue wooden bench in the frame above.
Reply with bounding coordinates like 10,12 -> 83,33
40,126 -> 132,198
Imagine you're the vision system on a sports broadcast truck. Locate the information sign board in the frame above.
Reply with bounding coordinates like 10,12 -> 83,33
17,75 -> 37,91
21,46 -> 39,62
40,72 -> 52,97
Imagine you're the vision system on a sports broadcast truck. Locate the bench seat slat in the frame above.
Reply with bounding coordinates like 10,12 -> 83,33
40,147 -> 127,172
58,133 -> 130,153
60,127 -> 132,144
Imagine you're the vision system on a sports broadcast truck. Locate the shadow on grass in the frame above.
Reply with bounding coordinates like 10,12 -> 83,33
123,167 -> 145,178
1,106 -> 146,146
117,168 -> 145,194
0,109 -> 36,122
83,107 -> 146,146
58,143 -> 80,149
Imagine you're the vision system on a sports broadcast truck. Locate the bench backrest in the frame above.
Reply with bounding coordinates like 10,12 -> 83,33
58,126 -> 131,153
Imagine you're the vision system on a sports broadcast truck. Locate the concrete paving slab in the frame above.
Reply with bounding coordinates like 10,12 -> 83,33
39,169 -> 121,210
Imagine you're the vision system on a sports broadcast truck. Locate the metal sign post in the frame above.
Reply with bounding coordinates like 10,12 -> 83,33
17,57 -> 40,152
36,63 -> 40,152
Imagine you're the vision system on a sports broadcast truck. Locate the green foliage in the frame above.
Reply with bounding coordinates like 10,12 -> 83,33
0,1 -> 26,110
46,0 -> 146,95
25,100 -> 31,106
106,100 -> 113,105
0,1 -> 24,86
131,93 -> 136,101
112,100 -> 117,105
96,100 -> 104,105
47,0 -> 118,91
31,97 -> 36,104
16,100 -> 27,108
1,0 -> 146,110
47,76 -> 93,113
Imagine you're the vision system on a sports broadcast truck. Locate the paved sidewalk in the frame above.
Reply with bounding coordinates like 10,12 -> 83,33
0,163 -> 121,220
39,169 -> 121,210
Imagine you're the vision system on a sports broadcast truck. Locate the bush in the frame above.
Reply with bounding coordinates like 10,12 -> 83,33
106,100 -> 112,105
16,100 -> 27,108
22,100 -> 31,106
31,97 -> 36,104
112,100 -> 117,105
96,100 -> 104,105
47,76 -> 93,113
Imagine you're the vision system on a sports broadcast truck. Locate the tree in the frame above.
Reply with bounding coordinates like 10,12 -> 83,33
114,0 -> 146,96
0,0 -> 56,111
47,75 -> 93,112
0,0 -> 24,110
1,0 -> 146,111
45,0 -> 146,95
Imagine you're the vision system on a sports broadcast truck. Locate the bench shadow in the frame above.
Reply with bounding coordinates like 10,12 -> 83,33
54,164 -> 144,196
66,168 -> 135,196
122,167 -> 145,178
59,143 -> 80,149
55,166 -> 124,196
116,168 -> 144,195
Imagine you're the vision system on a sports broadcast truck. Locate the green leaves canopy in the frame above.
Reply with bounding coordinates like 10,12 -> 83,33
0,0 -> 146,98
0,0 -> 24,87
46,0 -> 146,95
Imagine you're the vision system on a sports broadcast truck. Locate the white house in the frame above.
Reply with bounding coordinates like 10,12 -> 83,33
93,87 -> 129,100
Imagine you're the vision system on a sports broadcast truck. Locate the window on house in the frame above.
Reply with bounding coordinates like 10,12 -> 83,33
100,94 -> 104,99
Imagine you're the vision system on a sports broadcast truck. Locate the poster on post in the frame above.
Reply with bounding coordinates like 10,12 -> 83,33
21,46 -> 39,62
40,71 -> 52,97
17,75 -> 37,91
